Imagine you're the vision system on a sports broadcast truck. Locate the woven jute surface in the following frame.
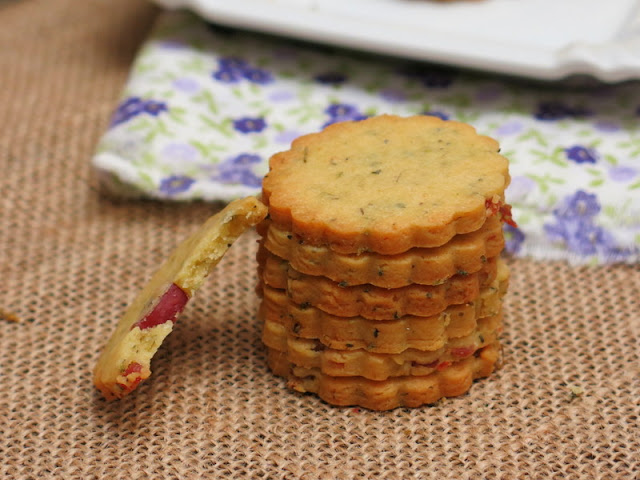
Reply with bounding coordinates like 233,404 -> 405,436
1,1 -> 638,479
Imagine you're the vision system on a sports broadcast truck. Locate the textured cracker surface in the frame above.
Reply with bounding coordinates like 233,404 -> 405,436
1,1 -> 638,478
269,343 -> 502,410
263,115 -> 510,254
260,215 -> 505,287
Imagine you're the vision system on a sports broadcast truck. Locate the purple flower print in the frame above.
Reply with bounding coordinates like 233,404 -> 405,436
109,97 -> 145,127
593,120 -> 620,133
212,57 -> 248,83
603,244 -> 640,262
608,165 -> 638,182
213,153 -> 264,188
323,103 -> 368,127
109,97 -> 168,128
325,103 -> 360,118
506,175 -> 535,203
275,130 -> 302,144
212,68 -> 244,83
144,100 -> 168,116
314,72 -> 348,85
572,223 -> 616,256
503,224 -> 525,254
242,67 -> 274,85
218,57 -> 249,70
233,117 -> 267,133
158,40 -> 186,50
565,145 -> 598,164
380,88 -> 406,103
159,175 -> 195,195
422,110 -> 450,121
554,190 -> 600,219
217,168 -> 262,188
496,121 -> 524,136
173,77 -> 200,94
269,90 -> 295,102
228,153 -> 262,166
160,142 -> 199,163
534,101 -> 592,121
545,220 -> 614,256
212,57 -> 274,85
544,190 -> 620,258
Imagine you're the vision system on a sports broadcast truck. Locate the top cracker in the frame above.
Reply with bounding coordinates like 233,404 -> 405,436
262,115 -> 510,255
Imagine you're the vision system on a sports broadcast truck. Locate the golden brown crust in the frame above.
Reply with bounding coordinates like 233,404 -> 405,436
93,196 -> 268,400
259,254 -> 501,320
259,276 -> 507,353
263,308 -> 501,363
262,115 -> 510,255
268,342 -> 501,410
264,318 -> 500,380
257,215 -> 504,288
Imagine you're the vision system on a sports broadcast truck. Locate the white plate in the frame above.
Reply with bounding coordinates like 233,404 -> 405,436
154,0 -> 640,82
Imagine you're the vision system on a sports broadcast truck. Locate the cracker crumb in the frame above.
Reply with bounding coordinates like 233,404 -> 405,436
569,385 -> 584,398
1,308 -> 20,323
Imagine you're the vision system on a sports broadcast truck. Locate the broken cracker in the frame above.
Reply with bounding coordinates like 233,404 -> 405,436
93,196 -> 268,400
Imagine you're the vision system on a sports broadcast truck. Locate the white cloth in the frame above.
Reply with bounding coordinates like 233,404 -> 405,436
93,11 -> 640,264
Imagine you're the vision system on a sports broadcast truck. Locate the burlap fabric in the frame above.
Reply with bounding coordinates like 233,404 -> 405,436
1,1 -> 638,478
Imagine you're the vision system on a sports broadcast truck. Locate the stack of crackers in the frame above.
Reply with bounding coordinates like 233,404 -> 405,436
256,115 -> 513,410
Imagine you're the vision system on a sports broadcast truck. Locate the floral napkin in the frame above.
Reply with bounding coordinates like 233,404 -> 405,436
92,11 -> 640,264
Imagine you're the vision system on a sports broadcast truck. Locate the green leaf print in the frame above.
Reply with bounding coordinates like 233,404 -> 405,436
518,129 -> 548,147
527,173 -> 564,194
